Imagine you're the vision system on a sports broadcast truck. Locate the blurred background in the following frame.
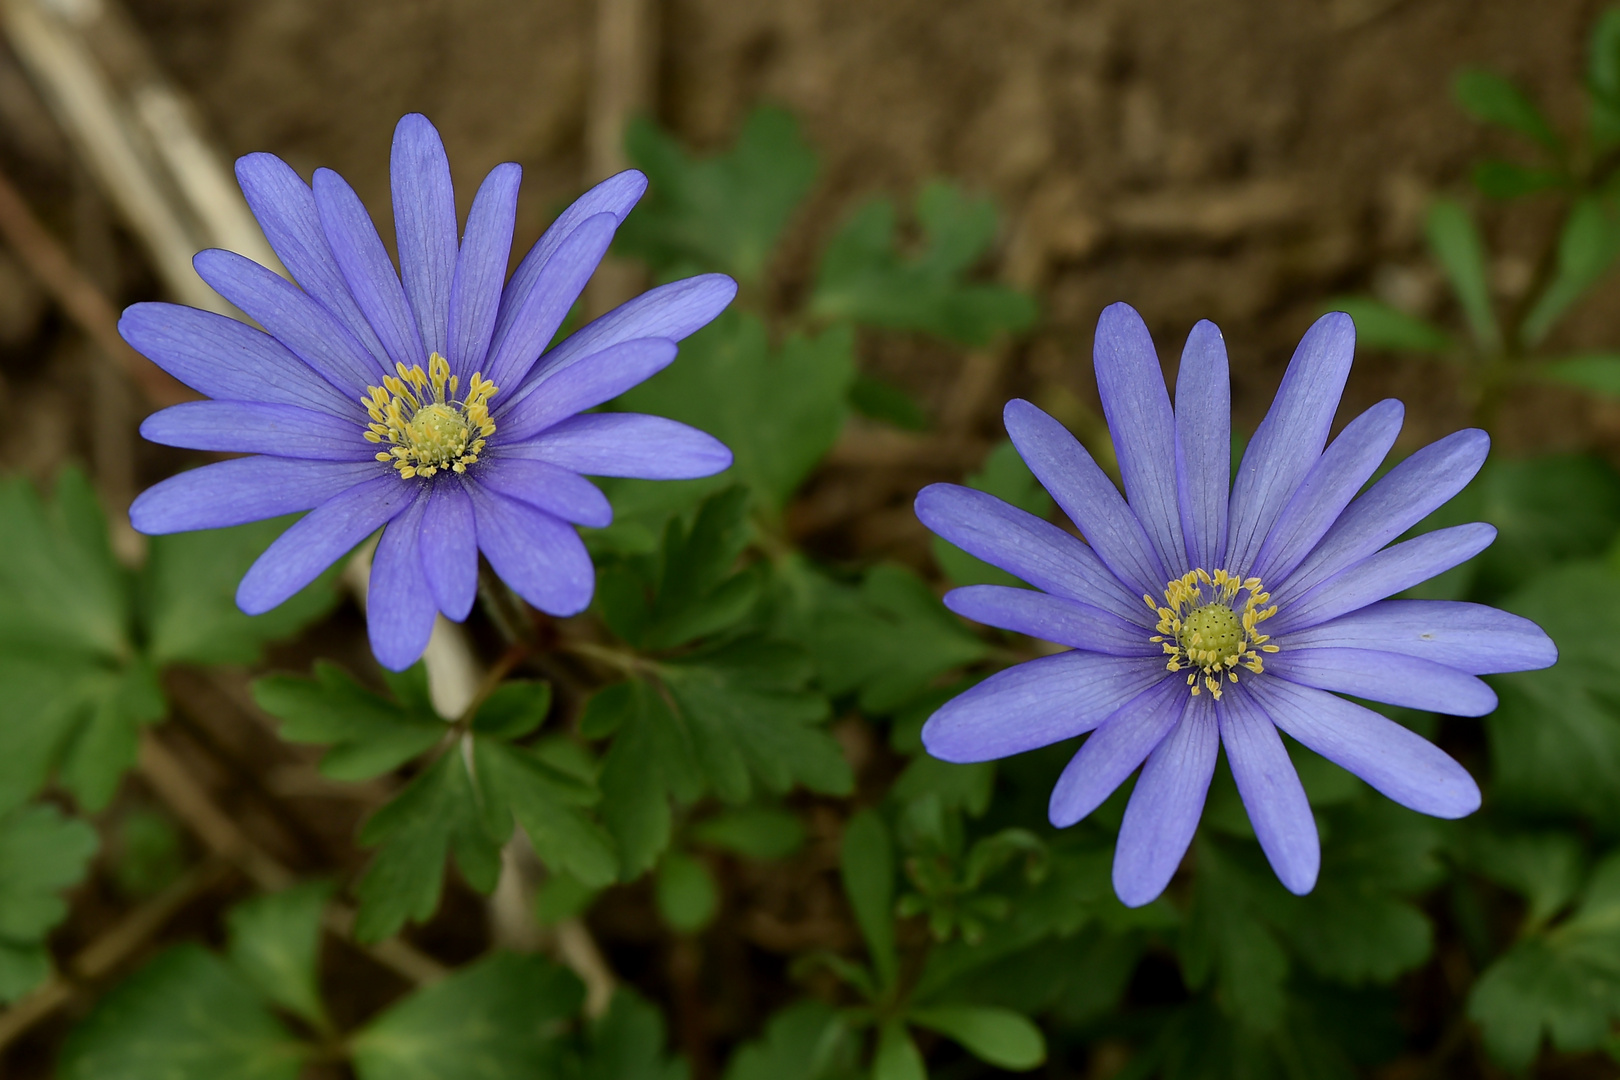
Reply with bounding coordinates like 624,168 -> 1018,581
2,1 -> 1619,1077
1,0 -> 1614,519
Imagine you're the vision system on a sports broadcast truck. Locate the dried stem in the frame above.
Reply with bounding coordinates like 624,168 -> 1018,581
0,161 -> 189,406
0,858 -> 231,1052
136,732 -> 448,984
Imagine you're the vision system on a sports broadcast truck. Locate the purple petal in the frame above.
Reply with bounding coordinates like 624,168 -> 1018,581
391,114 -> 458,360
514,274 -> 737,393
313,167 -> 427,373
1244,675 -> 1480,818
447,162 -> 521,381
1265,647 -> 1497,716
495,338 -> 678,443
368,487 -> 436,671
1225,313 -> 1355,575
503,413 -> 731,479
921,653 -> 1168,763
475,456 -> 612,527
490,170 -> 647,360
234,153 -> 391,367
193,248 -> 385,394
943,586 -> 1159,657
1113,693 -> 1219,907
1274,429 -> 1491,605
120,303 -> 353,417
482,213 -> 617,390
1003,399 -> 1167,599
130,458 -> 385,533
419,480 -> 478,621
469,487 -> 595,616
1174,319 -> 1230,570
139,401 -> 372,461
1094,304 -> 1186,576
1277,599 -> 1557,674
1249,400 -> 1404,587
914,484 -> 1149,625
1048,677 -> 1186,827
1269,523 -> 1497,634
1217,686 -> 1318,895
237,474 -> 416,614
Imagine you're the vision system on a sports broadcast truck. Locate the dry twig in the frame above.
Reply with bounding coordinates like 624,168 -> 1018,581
0,162 -> 188,406
137,733 -> 448,985
0,859 -> 230,1052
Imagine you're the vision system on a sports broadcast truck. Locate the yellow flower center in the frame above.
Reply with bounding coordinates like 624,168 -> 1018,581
1144,568 -> 1280,700
362,352 -> 498,479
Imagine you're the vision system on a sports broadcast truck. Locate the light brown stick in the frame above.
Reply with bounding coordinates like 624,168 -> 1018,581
137,733 -> 447,984
0,162 -> 189,406
0,858 -> 230,1051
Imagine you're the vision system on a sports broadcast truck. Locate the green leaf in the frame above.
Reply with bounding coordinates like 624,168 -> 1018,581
589,475 -> 733,559
58,945 -> 305,1080
605,486 -> 761,650
0,471 -> 164,812
252,662 -> 444,782
1473,160 -> 1564,199
810,181 -> 1037,345
0,943 -> 49,1001
841,809 -> 898,989
351,952 -> 583,1080
1180,838 -> 1289,1032
1589,9 -> 1620,149
723,1000 -> 854,1080
1424,198 -> 1498,348
617,105 -> 818,283
872,1020 -> 926,1080
142,516 -> 340,665
1464,827 -> 1585,928
908,1005 -> 1045,1070
1262,800 -> 1442,985
353,750 -> 502,942
475,738 -> 618,887
1522,195 -> 1620,345
655,850 -> 719,933
579,989 -> 689,1080
110,808 -> 185,899
1487,561 -> 1620,820
1539,353 -> 1620,398
932,440 -> 1056,587
1406,454 -> 1620,603
593,680 -> 703,878
617,312 -> 856,511
892,754 -> 995,818
0,469 -> 129,657
58,656 -> 166,811
1324,297 -> 1452,353
1453,68 -> 1562,152
226,881 -> 332,1030
809,564 -> 988,713
0,802 -> 97,1000
690,806 -> 806,860
849,373 -> 929,431
469,680 -> 552,740
1468,852 -> 1620,1069
660,638 -> 853,803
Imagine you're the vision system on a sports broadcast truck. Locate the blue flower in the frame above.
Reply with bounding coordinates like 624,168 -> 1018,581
128,114 -> 734,670
915,303 -> 1556,907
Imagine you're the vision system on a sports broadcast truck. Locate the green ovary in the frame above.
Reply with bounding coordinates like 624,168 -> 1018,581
1178,603 -> 1243,660
403,402 -> 471,466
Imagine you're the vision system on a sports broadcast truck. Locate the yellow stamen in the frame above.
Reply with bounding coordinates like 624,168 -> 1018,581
362,352 -> 499,479
1149,568 -> 1280,699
